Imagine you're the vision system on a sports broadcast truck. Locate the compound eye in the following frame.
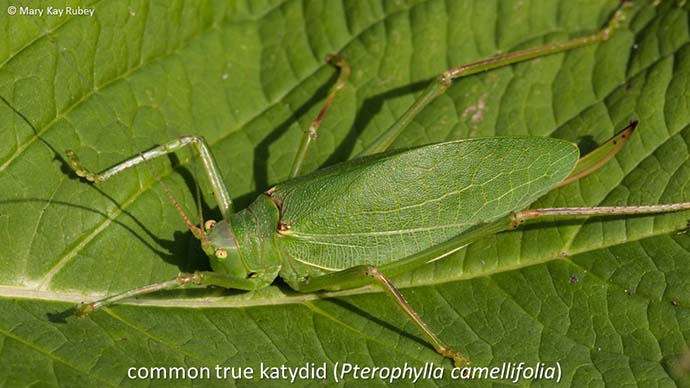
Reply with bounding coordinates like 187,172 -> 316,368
204,220 -> 217,231
215,248 -> 228,259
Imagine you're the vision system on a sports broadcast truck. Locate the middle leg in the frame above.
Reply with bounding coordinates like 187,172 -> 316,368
289,54 -> 351,178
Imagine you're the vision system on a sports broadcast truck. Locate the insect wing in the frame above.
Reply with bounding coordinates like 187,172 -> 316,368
271,137 -> 579,270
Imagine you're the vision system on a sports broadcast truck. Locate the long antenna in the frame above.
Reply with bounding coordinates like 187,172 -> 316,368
141,153 -> 207,245
158,177 -> 205,241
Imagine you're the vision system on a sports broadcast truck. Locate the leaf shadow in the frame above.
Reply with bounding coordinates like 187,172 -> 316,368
251,69 -> 340,193
46,306 -> 77,323
320,79 -> 430,168
0,198 -> 173,261
320,297 -> 434,352
574,135 -> 598,156
231,277 -> 437,354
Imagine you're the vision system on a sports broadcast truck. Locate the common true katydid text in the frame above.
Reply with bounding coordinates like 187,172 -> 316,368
65,3 -> 690,367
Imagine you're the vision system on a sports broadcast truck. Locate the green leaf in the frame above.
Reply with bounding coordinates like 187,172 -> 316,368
1,0 -> 690,386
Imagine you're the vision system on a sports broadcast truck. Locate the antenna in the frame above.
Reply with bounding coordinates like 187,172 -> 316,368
158,178 -> 206,243
141,153 -> 208,246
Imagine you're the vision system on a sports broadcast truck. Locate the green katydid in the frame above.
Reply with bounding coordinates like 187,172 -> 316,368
63,3 -> 690,367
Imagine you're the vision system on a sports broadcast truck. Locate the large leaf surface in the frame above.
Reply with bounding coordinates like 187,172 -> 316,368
1,0 -> 690,386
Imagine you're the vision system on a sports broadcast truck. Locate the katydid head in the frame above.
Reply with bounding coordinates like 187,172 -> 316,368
202,219 -> 239,263
203,213 -> 281,286
162,187 -> 257,281
155,161 -> 248,268
158,172 -> 279,284
204,196 -> 283,285
202,219 -> 251,281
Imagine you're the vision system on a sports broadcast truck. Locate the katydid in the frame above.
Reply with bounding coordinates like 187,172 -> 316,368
64,3 -> 690,367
